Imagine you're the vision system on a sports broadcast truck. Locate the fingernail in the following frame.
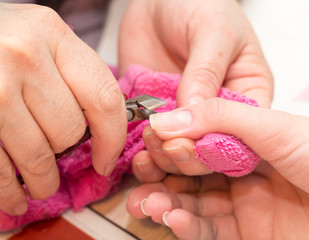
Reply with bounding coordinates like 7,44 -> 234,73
146,131 -> 163,152
150,110 -> 192,132
188,96 -> 205,105
103,162 -> 116,176
141,198 -> 150,216
162,211 -> 170,227
14,202 -> 28,215
164,146 -> 191,162
136,158 -> 154,174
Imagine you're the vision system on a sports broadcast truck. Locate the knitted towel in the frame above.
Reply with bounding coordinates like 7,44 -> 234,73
0,65 -> 260,231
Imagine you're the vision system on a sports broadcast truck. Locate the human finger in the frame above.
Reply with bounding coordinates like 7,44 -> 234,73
164,209 -> 240,240
150,98 -> 309,193
223,39 -> 273,108
126,183 -> 168,219
141,190 -> 232,225
162,138 -> 212,175
163,209 -> 215,240
132,150 -> 167,183
0,147 -> 28,215
163,174 -> 229,193
0,94 -> 59,200
143,125 -> 180,174
127,175 -> 231,219
178,24 -> 241,107
22,52 -> 87,154
45,10 -> 127,175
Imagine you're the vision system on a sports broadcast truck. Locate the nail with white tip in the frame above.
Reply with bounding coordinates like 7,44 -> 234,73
162,211 -> 170,227
141,198 -> 150,216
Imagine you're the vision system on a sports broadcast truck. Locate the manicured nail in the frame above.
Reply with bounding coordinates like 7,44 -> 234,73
146,131 -> 163,152
162,211 -> 170,227
14,202 -> 28,215
164,146 -> 191,162
141,198 -> 150,216
136,158 -> 154,174
150,110 -> 192,132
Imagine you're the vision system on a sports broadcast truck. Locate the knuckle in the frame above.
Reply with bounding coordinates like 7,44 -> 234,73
204,98 -> 229,122
39,6 -> 68,36
39,6 -> 61,26
93,79 -> 123,113
25,147 -> 55,177
191,65 -> 220,94
0,161 -> 16,189
0,34 -> 38,68
52,121 -> 87,153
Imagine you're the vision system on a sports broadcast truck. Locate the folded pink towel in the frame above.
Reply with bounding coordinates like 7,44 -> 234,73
0,65 -> 260,231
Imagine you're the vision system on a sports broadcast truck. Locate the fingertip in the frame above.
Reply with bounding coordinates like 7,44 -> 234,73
163,138 -> 213,175
0,184 -> 29,216
126,183 -> 169,219
140,198 -> 150,216
126,188 -> 149,219
162,211 -> 171,227
25,158 -> 61,201
166,209 -> 216,240
132,151 -> 166,183
176,81 -> 213,107
13,201 -> 28,216
164,209 -> 197,236
91,135 -> 124,176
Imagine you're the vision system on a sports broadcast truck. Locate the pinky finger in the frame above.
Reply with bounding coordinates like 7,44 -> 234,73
132,150 -> 166,183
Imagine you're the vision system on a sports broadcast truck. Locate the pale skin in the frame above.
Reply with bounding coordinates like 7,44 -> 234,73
0,0 -> 273,218
120,1 -> 308,238
126,99 -> 309,240
0,3 -> 127,215
119,0 -> 273,176
119,0 -> 273,108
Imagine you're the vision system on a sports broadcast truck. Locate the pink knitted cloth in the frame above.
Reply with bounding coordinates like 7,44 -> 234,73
0,65 -> 260,231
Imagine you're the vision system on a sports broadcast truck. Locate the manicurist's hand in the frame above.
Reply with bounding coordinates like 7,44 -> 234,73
119,0 -> 273,108
127,98 -> 309,239
119,0 -> 273,176
0,3 -> 127,215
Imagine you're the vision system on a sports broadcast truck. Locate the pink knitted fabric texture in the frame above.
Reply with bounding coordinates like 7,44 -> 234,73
0,65 -> 260,232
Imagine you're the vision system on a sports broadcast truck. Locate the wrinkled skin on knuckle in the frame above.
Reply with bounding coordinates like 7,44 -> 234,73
24,147 -> 55,177
203,98 -> 229,124
93,79 -> 123,114
50,118 -> 87,154
0,160 -> 16,189
0,190 -> 26,215
191,65 -> 221,93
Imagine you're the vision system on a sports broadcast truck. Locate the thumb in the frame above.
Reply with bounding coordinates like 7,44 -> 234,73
149,98 -> 309,192
177,29 -> 240,107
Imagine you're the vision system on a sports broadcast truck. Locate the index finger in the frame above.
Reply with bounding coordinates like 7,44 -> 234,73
48,20 -> 127,175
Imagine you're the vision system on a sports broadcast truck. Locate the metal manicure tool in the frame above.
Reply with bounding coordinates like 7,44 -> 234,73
17,94 -> 166,185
